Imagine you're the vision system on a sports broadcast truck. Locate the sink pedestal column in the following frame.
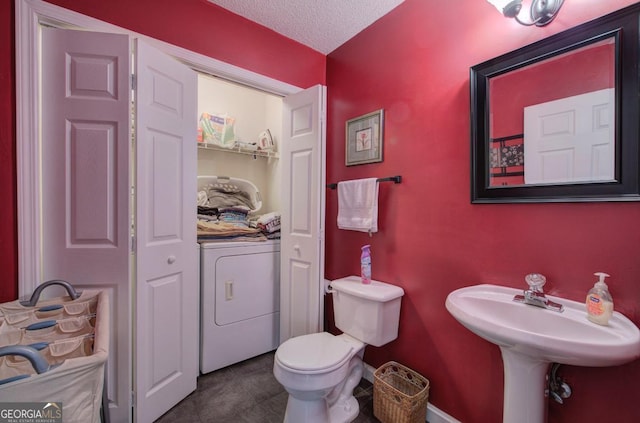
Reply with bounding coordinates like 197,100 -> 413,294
500,348 -> 551,423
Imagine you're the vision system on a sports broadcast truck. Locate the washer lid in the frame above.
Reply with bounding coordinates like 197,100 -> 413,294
277,332 -> 353,372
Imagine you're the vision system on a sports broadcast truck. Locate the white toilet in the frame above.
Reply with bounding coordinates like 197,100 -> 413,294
273,276 -> 404,423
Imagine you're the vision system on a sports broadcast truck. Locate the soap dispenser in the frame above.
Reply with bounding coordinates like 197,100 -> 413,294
586,272 -> 614,325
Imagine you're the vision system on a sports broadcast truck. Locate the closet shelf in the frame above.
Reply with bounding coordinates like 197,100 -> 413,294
197,142 -> 279,159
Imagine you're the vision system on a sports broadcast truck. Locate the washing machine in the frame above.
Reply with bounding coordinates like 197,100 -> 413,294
200,239 -> 280,374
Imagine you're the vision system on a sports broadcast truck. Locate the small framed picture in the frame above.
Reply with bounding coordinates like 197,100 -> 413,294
345,109 -> 384,166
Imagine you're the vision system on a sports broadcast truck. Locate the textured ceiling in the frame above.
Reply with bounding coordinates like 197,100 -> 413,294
207,0 -> 406,54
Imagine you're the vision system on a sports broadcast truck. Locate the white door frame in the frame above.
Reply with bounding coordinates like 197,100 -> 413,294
16,0 -> 302,296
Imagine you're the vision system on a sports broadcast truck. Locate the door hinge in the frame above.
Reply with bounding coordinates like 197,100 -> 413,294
131,74 -> 136,91
131,390 -> 136,407
131,236 -> 136,254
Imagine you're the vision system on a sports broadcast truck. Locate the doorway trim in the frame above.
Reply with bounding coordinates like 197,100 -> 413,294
16,0 -> 302,296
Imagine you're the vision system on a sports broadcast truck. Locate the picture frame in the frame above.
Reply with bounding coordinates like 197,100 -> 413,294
345,109 -> 384,166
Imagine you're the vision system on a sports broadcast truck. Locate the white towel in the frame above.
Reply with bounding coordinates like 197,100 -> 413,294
337,178 -> 379,233
197,190 -> 209,206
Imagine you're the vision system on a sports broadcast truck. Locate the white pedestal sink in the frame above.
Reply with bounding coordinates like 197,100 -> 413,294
445,284 -> 640,423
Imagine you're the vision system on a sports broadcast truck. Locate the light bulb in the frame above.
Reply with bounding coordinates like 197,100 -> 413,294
487,0 -> 523,18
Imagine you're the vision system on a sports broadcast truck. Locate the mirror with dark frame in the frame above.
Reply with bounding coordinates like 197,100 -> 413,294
470,3 -> 640,203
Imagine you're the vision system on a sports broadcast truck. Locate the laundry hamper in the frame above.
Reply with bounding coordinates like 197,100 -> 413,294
0,280 -> 109,423
373,361 -> 430,423
197,175 -> 262,213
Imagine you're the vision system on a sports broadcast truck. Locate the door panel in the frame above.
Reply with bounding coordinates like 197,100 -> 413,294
280,85 -> 326,343
135,39 -> 198,423
41,27 -> 131,423
524,88 -> 615,184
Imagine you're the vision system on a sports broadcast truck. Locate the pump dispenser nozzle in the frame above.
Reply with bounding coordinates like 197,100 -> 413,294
594,272 -> 610,288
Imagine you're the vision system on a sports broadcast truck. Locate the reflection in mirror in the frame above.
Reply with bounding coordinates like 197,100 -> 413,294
489,37 -> 615,187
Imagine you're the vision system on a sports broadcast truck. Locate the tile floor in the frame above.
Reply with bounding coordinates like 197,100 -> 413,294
155,351 -> 379,423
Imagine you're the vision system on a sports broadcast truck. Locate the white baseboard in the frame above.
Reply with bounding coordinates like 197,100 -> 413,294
362,362 -> 461,423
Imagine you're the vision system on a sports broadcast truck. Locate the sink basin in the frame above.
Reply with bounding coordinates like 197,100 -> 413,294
446,284 -> 640,423
445,284 -> 640,367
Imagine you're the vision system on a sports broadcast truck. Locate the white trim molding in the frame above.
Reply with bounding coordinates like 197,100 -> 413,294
16,0 -> 43,296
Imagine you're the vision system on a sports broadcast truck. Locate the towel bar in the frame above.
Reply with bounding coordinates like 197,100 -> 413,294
326,175 -> 401,190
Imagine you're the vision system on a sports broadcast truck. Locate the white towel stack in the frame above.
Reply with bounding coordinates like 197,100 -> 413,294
337,178 -> 379,234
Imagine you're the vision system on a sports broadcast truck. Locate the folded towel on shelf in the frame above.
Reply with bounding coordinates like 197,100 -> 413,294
218,207 -> 250,227
197,190 -> 209,207
337,178 -> 379,234
197,206 -> 219,217
257,212 -> 281,234
197,214 -> 218,222
197,221 -> 262,237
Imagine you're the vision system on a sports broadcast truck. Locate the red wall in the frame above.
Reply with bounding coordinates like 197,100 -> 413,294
0,1 -> 16,303
0,0 -> 325,303
325,0 -> 640,422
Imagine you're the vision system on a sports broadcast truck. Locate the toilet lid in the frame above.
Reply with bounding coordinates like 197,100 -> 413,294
276,332 -> 353,372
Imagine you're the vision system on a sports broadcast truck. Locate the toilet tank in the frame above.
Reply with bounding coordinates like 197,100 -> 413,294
331,276 -> 404,347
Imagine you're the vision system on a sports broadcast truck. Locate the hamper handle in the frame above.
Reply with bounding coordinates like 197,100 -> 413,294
20,279 -> 81,307
25,320 -> 57,331
0,345 -> 50,375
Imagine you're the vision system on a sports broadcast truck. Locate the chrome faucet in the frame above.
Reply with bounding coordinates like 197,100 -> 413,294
513,273 -> 564,313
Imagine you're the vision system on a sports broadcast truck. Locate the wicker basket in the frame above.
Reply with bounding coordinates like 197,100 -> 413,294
373,361 -> 430,423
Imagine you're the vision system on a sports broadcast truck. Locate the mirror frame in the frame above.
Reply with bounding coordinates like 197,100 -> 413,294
471,4 -> 640,203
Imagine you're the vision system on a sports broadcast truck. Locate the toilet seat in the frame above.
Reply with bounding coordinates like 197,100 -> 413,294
276,332 -> 354,374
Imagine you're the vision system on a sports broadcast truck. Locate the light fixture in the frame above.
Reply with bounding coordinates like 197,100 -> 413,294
487,0 -> 565,26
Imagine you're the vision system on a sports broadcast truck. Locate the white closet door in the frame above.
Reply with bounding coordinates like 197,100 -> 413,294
134,39 -> 198,423
41,28 -> 132,423
280,85 -> 326,343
